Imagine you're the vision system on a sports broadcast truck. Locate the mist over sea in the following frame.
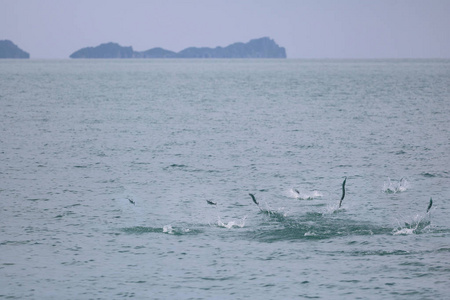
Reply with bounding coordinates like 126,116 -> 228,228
1,59 -> 449,299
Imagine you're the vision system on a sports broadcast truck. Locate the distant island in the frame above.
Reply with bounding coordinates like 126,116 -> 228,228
70,37 -> 286,59
0,40 -> 30,59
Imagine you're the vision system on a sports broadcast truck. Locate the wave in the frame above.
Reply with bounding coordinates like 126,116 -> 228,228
246,202 -> 383,241
119,211 -> 435,241
252,217 -> 389,242
249,202 -> 437,241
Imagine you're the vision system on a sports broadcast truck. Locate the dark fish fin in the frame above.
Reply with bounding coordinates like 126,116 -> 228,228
249,193 -> 259,206
339,177 -> 347,208
206,200 -> 217,205
426,198 -> 433,213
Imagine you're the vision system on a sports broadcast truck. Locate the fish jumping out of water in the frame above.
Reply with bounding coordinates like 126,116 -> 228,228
249,193 -> 259,206
206,200 -> 217,205
426,198 -> 433,213
338,177 -> 347,208
127,198 -> 135,205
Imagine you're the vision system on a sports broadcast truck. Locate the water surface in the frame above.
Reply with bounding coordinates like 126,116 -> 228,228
1,59 -> 449,299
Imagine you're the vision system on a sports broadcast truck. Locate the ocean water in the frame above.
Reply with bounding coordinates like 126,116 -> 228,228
1,59 -> 449,299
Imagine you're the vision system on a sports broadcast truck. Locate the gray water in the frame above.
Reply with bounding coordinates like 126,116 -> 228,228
1,59 -> 449,299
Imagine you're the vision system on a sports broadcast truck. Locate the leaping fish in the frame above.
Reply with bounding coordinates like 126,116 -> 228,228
338,177 -> 347,208
426,198 -> 433,213
249,193 -> 259,206
127,198 -> 135,205
206,200 -> 217,206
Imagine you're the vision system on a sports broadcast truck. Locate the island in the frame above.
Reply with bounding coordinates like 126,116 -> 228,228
70,37 -> 286,59
0,40 -> 30,59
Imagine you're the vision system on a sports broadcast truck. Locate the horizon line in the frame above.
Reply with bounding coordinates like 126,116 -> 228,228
5,57 -> 450,60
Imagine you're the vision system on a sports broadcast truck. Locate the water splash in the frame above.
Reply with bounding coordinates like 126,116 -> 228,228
382,177 -> 409,194
122,225 -> 197,235
216,216 -> 247,229
258,201 -> 290,219
322,203 -> 344,215
163,224 -> 174,234
392,213 -> 431,235
289,189 -> 323,200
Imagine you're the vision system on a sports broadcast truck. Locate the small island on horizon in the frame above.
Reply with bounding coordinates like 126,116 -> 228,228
0,40 -> 30,59
70,37 -> 286,59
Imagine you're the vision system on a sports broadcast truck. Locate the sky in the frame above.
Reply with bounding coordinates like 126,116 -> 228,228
1,0 -> 449,59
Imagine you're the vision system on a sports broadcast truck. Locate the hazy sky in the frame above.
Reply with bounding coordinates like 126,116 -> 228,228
1,0 -> 449,59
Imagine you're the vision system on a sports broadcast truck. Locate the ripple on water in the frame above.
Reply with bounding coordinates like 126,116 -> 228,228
121,225 -> 203,236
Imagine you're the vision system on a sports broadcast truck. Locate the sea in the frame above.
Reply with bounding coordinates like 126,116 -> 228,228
1,59 -> 449,299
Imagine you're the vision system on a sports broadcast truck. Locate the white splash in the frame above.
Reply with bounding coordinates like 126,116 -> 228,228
304,231 -> 317,236
163,224 -> 174,234
217,216 -> 247,229
290,189 -> 323,200
393,228 -> 416,235
392,213 -> 431,235
383,177 -> 409,194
